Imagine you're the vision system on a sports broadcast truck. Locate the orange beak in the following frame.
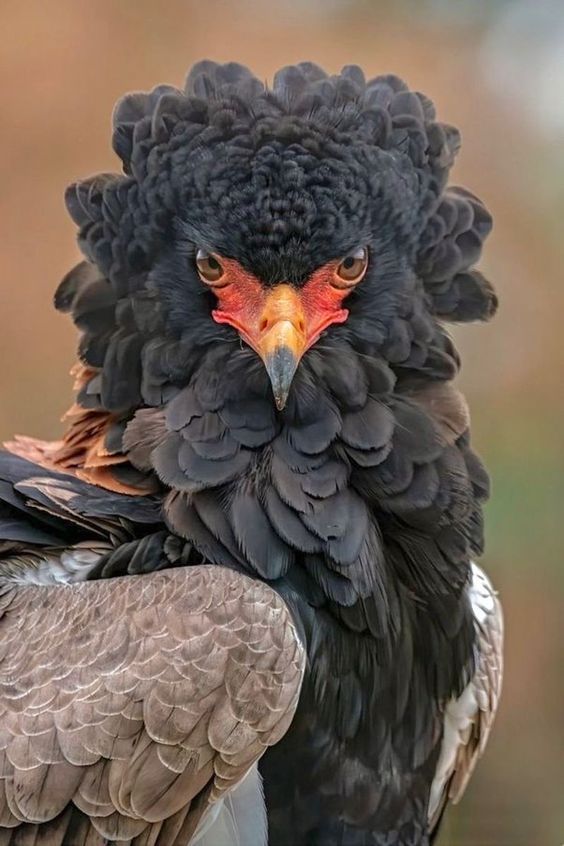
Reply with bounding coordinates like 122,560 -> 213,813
251,286 -> 308,410
212,262 -> 350,410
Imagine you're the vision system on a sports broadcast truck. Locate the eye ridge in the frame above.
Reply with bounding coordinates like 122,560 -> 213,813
334,247 -> 368,288
195,249 -> 226,286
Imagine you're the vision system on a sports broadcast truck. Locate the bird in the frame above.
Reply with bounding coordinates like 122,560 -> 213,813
0,61 -> 503,846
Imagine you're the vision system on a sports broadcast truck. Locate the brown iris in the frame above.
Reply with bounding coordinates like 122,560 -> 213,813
195,250 -> 226,286
333,247 -> 369,288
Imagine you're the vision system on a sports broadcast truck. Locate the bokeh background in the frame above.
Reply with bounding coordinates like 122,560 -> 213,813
0,1 -> 562,843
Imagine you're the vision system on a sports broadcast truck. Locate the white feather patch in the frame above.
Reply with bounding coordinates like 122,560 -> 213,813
428,562 -> 504,827
190,764 -> 268,846
0,543 -> 110,586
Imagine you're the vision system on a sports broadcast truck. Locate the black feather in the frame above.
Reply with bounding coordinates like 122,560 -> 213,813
230,484 -> 293,579
340,398 -> 395,451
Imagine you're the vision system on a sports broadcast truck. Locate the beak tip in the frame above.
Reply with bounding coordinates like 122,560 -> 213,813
264,346 -> 299,412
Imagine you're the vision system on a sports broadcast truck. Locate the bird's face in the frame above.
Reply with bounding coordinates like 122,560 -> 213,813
196,249 -> 367,409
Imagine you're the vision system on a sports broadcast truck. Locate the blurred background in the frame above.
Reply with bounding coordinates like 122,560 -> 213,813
0,1 -> 562,843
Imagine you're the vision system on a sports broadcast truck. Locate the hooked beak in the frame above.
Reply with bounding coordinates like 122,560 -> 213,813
253,287 -> 307,410
260,328 -> 305,410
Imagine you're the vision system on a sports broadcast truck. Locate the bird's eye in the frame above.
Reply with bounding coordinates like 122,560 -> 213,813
334,247 -> 368,288
195,250 -> 226,286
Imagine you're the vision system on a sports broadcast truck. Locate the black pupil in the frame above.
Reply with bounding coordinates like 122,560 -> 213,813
207,256 -> 220,271
342,256 -> 357,270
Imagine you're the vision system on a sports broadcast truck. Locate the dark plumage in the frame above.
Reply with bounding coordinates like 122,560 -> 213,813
0,61 -> 503,845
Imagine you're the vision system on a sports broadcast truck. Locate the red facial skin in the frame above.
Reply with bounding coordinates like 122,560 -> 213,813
210,257 -> 352,360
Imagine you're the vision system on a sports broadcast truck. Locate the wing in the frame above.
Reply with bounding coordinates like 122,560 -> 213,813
428,562 -> 503,829
0,448 -> 187,581
0,565 -> 305,845
0,449 -> 161,547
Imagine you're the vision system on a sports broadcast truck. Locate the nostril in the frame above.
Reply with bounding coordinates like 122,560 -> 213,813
259,317 -> 269,333
297,318 -> 305,333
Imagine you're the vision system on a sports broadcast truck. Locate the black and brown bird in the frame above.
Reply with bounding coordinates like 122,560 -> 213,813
0,61 -> 503,846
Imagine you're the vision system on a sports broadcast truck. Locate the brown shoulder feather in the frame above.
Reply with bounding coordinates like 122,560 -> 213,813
0,565 -> 305,845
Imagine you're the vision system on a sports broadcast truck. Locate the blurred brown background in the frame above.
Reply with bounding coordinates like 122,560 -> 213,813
0,1 -> 562,843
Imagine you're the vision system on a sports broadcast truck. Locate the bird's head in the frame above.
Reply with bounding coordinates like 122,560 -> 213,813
147,102 -> 426,412
56,61 -> 496,508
